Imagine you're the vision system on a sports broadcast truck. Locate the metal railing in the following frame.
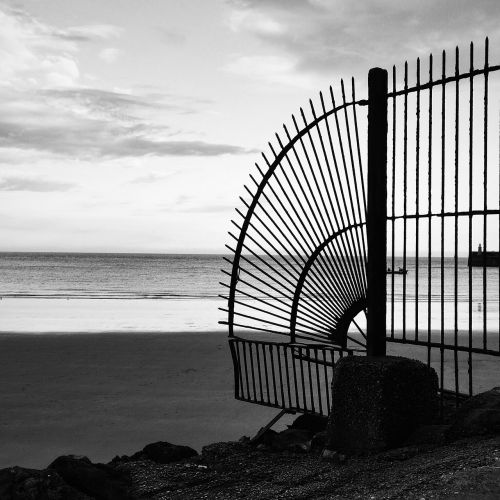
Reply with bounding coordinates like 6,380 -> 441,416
386,39 -> 500,401
229,337 -> 353,416
222,38 -> 499,416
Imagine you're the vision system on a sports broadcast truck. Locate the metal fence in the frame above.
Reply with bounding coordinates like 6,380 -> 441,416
386,40 -> 500,402
229,338 -> 352,416
222,38 -> 499,416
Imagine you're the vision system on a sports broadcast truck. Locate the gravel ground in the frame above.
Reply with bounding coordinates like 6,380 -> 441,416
118,436 -> 500,499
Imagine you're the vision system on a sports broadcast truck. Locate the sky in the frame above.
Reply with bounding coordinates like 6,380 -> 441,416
0,0 -> 499,253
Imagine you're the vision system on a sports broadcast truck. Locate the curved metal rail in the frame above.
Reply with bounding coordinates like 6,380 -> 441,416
220,79 -> 368,347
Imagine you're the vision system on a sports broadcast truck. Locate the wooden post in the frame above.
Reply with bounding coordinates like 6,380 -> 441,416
367,67 -> 388,356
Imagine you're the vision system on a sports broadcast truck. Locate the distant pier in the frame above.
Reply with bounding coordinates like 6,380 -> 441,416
468,244 -> 500,267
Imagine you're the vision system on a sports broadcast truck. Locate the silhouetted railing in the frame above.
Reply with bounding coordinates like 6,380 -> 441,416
229,337 -> 353,416
386,39 -> 500,403
222,38 -> 500,416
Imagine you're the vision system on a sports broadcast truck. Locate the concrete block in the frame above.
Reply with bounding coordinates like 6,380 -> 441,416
327,356 -> 438,453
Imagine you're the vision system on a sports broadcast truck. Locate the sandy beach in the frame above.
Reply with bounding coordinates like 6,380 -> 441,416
1,329 -> 498,471
0,331 -> 280,469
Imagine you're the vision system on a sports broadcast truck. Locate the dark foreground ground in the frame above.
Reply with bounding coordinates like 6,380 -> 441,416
2,435 -> 499,499
122,436 -> 500,500
2,387 -> 500,499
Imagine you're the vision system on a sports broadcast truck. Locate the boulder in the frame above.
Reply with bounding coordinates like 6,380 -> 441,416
48,455 -> 130,500
320,449 -> 346,464
271,428 -> 312,452
327,356 -> 438,453
140,442 -> 197,464
447,387 -> 500,439
250,429 -> 278,447
310,430 -> 329,452
0,466 -> 90,500
289,414 -> 328,434
112,441 -> 198,465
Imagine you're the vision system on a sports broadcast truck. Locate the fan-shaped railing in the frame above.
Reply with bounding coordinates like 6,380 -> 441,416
220,79 -> 369,414
222,38 -> 500,418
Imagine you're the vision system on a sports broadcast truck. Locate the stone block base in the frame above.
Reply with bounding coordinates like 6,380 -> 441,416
327,356 -> 438,453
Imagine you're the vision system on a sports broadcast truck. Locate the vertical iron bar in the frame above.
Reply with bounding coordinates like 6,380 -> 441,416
299,347 -> 307,411
277,345 -> 285,407
255,339 -> 264,402
367,67 -> 388,356
229,340 -> 240,399
483,38 -> 489,350
314,348 -> 323,415
468,43 -> 474,396
306,346 -> 315,413
454,47 -> 460,401
416,58 -> 421,342
283,345 -> 292,408
440,50 -> 446,407
291,346 -> 299,409
262,343 -> 270,404
391,66 -> 396,339
249,342 -> 257,401
427,54 -> 434,367
322,349 -> 331,411
242,341 -> 250,400
403,62 -> 408,341
269,344 -> 278,405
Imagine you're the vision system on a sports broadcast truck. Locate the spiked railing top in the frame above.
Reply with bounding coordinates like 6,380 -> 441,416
220,79 -> 369,349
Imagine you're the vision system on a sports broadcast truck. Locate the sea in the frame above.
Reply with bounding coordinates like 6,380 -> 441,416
0,252 -> 498,336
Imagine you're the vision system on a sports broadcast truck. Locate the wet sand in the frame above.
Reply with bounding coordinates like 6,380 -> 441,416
0,332 -> 279,469
0,331 -> 498,469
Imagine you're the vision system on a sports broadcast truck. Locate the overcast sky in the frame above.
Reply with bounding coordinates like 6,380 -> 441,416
0,0 -> 499,253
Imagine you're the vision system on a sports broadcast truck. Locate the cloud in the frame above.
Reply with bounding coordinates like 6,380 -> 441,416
225,0 -> 500,81
0,7 -> 79,88
0,110 -> 251,158
0,176 -> 73,192
0,6 -> 122,89
99,47 -> 120,63
0,84 -> 252,158
57,24 -> 122,42
158,28 -> 186,46
102,137 -> 250,158
0,6 -> 251,160
226,54 -> 314,88
178,203 -> 234,213
160,195 -> 234,213
131,173 -> 169,184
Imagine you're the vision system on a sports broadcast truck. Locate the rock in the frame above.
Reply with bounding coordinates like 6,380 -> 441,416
289,414 -> 328,434
310,430 -> 329,452
327,356 -> 438,453
141,442 -> 198,464
287,442 -> 311,453
271,428 -> 312,452
112,441 -> 198,465
0,466 -> 90,500
48,455 -> 131,500
250,429 -> 278,447
320,449 -> 346,464
447,387 -> 500,440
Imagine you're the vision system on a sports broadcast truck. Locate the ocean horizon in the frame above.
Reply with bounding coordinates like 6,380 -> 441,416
0,252 -> 498,335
